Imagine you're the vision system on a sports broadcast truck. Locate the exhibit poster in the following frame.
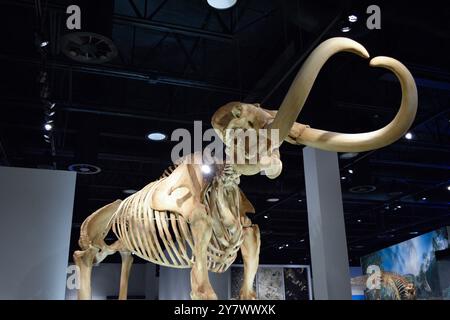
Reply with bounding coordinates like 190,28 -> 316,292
361,227 -> 449,300
283,268 -> 310,300
257,267 -> 285,300
230,265 -> 311,300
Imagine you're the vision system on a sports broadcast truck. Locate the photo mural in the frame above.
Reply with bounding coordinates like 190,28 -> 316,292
230,265 -> 311,300
360,227 -> 449,300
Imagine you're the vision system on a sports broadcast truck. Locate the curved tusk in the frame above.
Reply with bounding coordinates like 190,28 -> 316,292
295,56 -> 418,152
268,37 -> 370,145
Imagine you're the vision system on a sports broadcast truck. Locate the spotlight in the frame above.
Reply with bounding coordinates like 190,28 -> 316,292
35,32 -> 49,49
263,215 -> 268,219
348,169 -> 354,174
341,176 -> 346,180
341,26 -> 351,33
298,199 -> 303,202
421,197 -> 427,201
348,15 -> 358,23
207,0 -> 237,10
447,185 -> 450,191
266,198 -> 279,203
44,123 -> 53,131
43,133 -> 51,143
201,165 -> 212,174
147,132 -> 167,141
405,132 -> 413,140
285,244 -> 289,247
357,219 -> 362,223
397,205 -> 402,209
300,239 -> 305,242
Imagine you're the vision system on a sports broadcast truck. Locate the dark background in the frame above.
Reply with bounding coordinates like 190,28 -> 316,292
0,0 -> 449,266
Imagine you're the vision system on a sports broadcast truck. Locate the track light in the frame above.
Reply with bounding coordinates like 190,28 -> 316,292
348,15 -> 358,23
38,71 -> 48,83
35,32 -> 49,49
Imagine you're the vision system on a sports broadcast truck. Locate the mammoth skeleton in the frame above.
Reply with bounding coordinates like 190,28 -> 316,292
74,37 -> 417,300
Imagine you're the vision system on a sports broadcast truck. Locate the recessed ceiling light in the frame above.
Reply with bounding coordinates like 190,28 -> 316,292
207,0 -> 237,10
267,198 -> 279,202
341,26 -> 351,33
123,189 -> 138,195
147,132 -> 167,141
68,163 -> 101,175
405,132 -> 413,140
340,152 -> 359,159
348,15 -> 358,23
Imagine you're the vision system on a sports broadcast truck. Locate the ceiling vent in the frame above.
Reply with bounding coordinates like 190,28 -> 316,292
60,0 -> 117,64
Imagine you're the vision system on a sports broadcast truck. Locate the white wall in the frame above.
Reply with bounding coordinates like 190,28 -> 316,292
0,166 -> 76,299
65,263 -> 158,300
158,266 -> 230,300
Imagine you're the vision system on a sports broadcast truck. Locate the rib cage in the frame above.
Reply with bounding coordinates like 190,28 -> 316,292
111,170 -> 244,273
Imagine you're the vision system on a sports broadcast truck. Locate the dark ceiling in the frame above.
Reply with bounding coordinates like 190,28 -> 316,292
0,0 -> 449,266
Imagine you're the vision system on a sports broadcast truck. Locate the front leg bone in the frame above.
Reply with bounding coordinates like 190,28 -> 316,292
190,205 -> 218,300
239,224 -> 261,300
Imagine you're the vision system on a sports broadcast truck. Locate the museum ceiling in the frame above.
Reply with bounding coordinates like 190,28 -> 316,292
0,0 -> 449,265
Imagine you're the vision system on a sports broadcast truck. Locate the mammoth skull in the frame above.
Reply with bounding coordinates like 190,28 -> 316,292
211,37 -> 418,178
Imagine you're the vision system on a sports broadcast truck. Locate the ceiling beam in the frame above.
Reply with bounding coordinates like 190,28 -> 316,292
113,14 -> 234,43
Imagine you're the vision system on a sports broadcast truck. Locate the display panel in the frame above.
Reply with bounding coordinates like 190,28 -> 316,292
361,227 -> 449,300
230,265 -> 311,300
